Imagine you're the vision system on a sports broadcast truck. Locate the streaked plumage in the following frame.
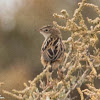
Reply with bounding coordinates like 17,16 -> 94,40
40,25 -> 66,69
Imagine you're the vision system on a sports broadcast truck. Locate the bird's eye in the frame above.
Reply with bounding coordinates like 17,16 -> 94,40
45,29 -> 48,32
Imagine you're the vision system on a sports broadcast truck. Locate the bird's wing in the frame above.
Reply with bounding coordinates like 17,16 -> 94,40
41,36 -> 65,63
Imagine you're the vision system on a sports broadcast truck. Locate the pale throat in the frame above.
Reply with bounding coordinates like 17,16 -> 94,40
40,31 -> 51,39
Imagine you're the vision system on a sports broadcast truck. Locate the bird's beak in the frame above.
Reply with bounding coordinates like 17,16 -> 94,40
39,28 -> 43,34
39,27 -> 42,31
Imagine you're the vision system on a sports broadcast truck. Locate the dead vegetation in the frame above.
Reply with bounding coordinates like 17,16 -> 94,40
2,0 -> 100,100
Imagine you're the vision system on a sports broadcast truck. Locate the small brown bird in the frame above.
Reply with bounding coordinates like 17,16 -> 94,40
40,25 -> 66,70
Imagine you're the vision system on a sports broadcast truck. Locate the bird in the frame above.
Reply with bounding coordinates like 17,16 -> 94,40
39,25 -> 66,84
40,25 -> 66,69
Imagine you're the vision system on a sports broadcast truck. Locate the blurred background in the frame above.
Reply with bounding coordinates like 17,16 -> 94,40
0,0 -> 99,99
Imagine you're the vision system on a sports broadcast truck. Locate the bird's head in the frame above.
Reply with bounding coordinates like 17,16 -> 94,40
39,25 -> 61,39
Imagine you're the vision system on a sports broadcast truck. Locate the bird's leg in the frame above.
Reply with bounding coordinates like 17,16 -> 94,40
46,68 -> 50,86
46,65 -> 52,86
57,66 -> 63,79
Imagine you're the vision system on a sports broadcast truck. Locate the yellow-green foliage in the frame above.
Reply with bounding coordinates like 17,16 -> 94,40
2,0 -> 100,100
